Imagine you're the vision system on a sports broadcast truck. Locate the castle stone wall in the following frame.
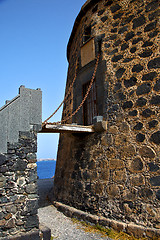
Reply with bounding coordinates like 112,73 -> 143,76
0,86 -> 42,239
54,0 -> 160,236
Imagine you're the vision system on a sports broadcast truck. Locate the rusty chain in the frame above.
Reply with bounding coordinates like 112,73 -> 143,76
45,53 -> 100,125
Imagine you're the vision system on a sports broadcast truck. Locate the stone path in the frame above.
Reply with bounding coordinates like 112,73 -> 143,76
38,179 -> 112,240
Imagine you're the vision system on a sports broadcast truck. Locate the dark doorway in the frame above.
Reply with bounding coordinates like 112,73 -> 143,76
82,80 -> 98,125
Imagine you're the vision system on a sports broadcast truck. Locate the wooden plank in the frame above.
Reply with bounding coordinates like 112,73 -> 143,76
40,123 -> 95,133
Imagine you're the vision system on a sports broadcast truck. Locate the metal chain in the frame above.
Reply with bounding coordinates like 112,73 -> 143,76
42,56 -> 78,126
47,53 -> 100,125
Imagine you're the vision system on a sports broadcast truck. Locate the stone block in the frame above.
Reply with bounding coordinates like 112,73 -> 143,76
107,184 -> 120,197
128,157 -> 144,173
139,146 -> 156,158
113,169 -> 126,182
109,159 -> 124,169
130,174 -> 145,186
126,223 -> 146,238
98,217 -> 112,228
110,219 -> 127,232
121,144 -> 136,157
133,15 -> 146,29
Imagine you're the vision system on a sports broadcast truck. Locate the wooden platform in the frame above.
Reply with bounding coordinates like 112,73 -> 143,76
40,123 -> 95,133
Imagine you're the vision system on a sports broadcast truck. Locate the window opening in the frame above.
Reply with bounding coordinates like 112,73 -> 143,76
82,80 -> 98,125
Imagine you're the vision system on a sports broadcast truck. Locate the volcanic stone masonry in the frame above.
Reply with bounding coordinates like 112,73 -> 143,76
0,86 -> 44,239
53,0 -> 160,238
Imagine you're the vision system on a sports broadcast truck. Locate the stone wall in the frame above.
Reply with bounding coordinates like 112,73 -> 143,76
54,0 -> 160,236
0,86 -> 42,239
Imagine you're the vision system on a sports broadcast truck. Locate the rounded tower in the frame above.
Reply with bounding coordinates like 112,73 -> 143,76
54,0 -> 160,237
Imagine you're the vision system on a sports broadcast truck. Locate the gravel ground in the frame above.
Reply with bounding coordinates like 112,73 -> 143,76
38,179 -> 112,240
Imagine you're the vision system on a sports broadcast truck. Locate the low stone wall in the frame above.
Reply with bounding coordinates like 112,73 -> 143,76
0,86 -> 45,239
54,201 -> 160,239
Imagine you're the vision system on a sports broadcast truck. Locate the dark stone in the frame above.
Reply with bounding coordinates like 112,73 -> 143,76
115,68 -> 125,79
131,157 -> 144,172
145,0 -> 159,12
132,37 -> 143,44
98,9 -> 105,16
115,92 -> 126,100
113,12 -> 124,20
139,49 -> 153,58
139,188 -> 153,198
101,16 -> 108,22
121,43 -> 129,50
104,43 -> 110,48
142,72 -> 157,81
123,58 -> 133,63
122,101 -> 133,109
114,82 -> 122,92
154,80 -> 160,91
125,31 -> 135,41
22,200 -> 38,215
14,159 -> 27,171
134,122 -> 143,130
150,131 -> 160,144
136,97 -> 147,107
148,30 -> 158,38
124,77 -> 137,88
142,108 -> 154,118
148,162 -> 159,172
142,41 -> 154,47
136,83 -> 151,95
132,64 -> 143,73
156,190 -> 160,200
92,5 -> 98,13
24,215 -> 39,229
110,3 -> 121,13
0,154 -> 6,166
136,133 -> 145,142
133,15 -> 146,29
114,40 -> 121,46
150,175 -> 160,186
108,49 -> 118,55
112,21 -> 119,27
150,95 -> 160,105
149,10 -> 160,21
144,21 -> 157,32
139,146 -> 155,158
130,47 -> 136,53
148,57 -> 160,69
148,119 -> 158,128
118,26 -> 128,34
105,0 -> 113,7
109,34 -> 117,40
111,54 -> 123,62
129,110 -> 138,117
122,15 -> 135,25
111,28 -> 117,33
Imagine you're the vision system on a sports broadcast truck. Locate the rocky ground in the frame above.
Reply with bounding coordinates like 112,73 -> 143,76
37,179 -> 112,240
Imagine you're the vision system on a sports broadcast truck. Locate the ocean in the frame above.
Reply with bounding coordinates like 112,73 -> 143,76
36,160 -> 56,179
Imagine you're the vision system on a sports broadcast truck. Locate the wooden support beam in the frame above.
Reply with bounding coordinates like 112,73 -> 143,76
40,123 -> 95,133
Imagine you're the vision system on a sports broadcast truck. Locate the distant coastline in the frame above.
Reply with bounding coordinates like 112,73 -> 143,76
37,158 -> 56,162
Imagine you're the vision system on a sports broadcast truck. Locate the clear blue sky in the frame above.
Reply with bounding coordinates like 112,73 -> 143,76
0,0 -> 86,159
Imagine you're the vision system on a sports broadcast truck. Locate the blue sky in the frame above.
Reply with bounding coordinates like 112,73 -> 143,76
0,0 -> 86,159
